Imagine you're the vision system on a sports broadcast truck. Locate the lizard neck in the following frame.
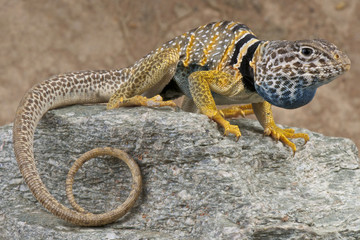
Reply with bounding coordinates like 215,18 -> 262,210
229,34 -> 262,93
238,40 -> 263,93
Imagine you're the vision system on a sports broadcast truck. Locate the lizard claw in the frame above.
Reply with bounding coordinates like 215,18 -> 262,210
264,124 -> 309,154
223,122 -> 241,141
207,109 -> 242,140
144,95 -> 177,107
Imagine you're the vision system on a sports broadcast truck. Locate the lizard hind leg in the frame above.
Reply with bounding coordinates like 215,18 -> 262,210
221,104 -> 254,118
107,47 -> 180,110
109,95 -> 177,108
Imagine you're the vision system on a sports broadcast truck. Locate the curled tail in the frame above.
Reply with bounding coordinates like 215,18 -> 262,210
13,69 -> 142,226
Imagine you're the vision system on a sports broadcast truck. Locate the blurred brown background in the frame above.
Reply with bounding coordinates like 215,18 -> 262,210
1,0 -> 359,150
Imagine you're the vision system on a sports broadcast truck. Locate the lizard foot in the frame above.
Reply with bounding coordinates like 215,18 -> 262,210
264,124 -> 309,154
223,122 -> 241,140
107,95 -> 176,109
207,110 -> 241,140
221,104 -> 254,118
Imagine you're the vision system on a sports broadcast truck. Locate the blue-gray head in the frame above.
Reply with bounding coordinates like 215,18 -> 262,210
253,39 -> 351,109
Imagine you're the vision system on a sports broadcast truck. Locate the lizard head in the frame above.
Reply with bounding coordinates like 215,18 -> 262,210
253,39 -> 351,109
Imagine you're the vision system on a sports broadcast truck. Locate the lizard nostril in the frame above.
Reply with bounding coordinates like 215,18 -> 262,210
334,54 -> 340,60
344,63 -> 351,71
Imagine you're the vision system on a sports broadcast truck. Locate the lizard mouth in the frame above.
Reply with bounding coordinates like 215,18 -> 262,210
302,62 -> 350,72
271,62 -> 350,79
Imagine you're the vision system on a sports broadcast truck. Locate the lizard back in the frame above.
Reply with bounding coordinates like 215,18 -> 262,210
156,21 -> 262,101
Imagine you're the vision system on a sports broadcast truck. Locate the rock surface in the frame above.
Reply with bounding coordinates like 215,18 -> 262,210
0,105 -> 359,239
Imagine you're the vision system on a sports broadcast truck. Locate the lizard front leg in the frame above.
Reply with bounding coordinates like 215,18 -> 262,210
107,48 -> 179,110
252,101 -> 309,153
188,70 -> 242,139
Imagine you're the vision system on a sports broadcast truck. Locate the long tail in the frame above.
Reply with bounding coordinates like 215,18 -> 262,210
13,69 -> 141,226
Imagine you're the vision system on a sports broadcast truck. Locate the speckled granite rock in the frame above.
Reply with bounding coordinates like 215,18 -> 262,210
0,105 -> 359,239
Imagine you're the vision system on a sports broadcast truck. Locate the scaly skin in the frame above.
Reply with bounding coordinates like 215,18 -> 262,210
13,21 -> 351,226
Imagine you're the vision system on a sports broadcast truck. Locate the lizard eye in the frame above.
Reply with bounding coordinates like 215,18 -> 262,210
300,47 -> 313,57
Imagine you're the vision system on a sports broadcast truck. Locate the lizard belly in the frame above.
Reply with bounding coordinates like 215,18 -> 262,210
212,90 -> 264,105
171,62 -> 209,99
165,62 -> 264,105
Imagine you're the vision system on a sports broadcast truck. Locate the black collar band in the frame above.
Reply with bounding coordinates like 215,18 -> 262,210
239,40 -> 262,92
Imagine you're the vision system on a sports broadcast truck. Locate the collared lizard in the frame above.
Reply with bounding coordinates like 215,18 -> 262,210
13,21 -> 351,226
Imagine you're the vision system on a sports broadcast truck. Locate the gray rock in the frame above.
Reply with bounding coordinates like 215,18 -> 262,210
0,105 -> 359,239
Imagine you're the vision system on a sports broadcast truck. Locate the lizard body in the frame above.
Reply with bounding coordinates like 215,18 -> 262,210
13,21 -> 350,226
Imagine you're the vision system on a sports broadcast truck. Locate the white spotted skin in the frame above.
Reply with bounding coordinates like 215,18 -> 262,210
153,21 -> 256,70
12,20 -> 351,226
